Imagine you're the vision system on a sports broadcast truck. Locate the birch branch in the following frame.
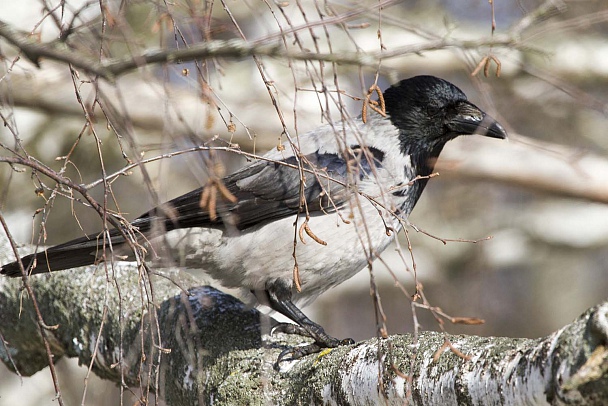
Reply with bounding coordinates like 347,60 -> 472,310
0,234 -> 606,404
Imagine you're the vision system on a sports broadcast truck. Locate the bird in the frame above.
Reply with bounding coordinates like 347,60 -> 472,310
2,75 -> 507,362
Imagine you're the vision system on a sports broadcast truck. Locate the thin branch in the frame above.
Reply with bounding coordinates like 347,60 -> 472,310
0,20 -> 112,78
0,19 -> 521,81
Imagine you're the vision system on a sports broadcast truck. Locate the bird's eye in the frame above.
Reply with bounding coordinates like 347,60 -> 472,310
426,105 -> 442,117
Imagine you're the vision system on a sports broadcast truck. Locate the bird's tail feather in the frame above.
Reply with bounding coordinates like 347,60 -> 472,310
1,208 -> 186,278
1,231 -> 128,277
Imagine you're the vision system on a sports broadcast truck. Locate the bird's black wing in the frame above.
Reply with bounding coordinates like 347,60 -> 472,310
2,149 -> 377,276
145,152 -> 356,233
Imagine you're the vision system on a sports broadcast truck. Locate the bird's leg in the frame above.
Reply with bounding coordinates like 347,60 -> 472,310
266,280 -> 347,346
262,280 -> 354,367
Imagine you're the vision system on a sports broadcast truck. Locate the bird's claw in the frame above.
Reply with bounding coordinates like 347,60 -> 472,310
274,342 -> 323,369
272,322 -> 354,370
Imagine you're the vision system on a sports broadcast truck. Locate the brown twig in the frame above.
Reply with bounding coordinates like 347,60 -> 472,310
362,84 -> 386,124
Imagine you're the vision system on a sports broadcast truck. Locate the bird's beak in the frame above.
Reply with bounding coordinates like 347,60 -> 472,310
447,101 -> 508,140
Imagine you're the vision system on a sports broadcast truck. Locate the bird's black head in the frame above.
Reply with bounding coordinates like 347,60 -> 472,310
383,75 -> 507,160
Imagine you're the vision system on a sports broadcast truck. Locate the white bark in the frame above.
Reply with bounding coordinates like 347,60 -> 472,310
0,235 -> 606,405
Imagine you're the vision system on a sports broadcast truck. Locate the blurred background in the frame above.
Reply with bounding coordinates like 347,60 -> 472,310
1,0 -> 607,404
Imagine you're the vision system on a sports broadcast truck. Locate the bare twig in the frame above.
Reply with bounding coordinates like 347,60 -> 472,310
0,19 -> 520,81
0,20 -> 112,78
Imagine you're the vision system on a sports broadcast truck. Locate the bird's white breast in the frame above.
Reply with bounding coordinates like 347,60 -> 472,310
160,195 -> 401,304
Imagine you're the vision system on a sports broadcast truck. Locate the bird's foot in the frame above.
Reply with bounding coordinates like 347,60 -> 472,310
272,322 -> 354,369
272,322 -> 316,339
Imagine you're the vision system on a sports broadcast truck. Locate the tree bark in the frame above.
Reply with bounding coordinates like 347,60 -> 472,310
1,235 -> 607,405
